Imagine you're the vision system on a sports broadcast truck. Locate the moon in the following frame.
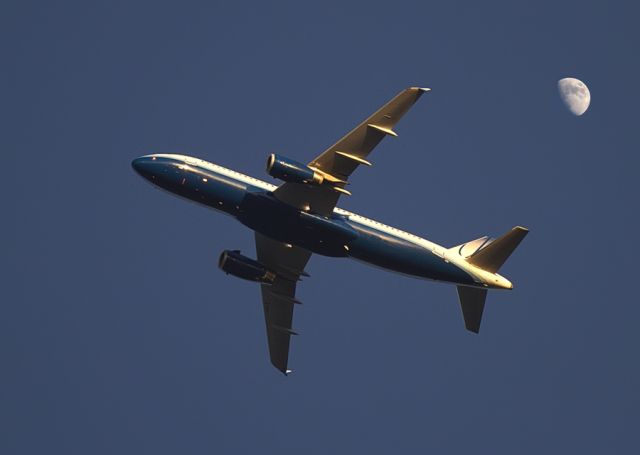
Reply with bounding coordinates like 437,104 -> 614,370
558,77 -> 591,116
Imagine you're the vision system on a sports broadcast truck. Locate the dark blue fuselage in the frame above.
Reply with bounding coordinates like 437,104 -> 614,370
132,155 -> 476,286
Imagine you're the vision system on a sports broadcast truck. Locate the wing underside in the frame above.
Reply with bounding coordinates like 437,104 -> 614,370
273,87 -> 429,216
255,232 -> 312,374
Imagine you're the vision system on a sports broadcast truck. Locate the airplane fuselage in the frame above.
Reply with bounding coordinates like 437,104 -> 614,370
132,154 -> 512,290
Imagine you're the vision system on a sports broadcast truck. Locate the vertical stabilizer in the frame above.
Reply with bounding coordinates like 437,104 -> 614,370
457,286 -> 488,333
467,226 -> 529,273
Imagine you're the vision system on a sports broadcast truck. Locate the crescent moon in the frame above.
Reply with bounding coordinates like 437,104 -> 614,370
558,78 -> 591,116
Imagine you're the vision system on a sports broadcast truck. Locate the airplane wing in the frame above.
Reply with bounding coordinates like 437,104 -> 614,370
255,232 -> 312,374
273,87 -> 429,216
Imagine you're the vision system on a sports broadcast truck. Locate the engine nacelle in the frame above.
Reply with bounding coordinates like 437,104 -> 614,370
266,154 -> 324,185
218,250 -> 276,284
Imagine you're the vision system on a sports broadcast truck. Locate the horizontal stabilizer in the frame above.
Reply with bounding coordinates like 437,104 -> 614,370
467,226 -> 529,273
457,286 -> 488,333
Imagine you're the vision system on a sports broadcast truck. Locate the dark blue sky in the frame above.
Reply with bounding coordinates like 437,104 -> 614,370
3,1 -> 639,453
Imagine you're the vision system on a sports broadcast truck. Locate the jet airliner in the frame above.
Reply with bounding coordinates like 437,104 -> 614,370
132,87 -> 528,374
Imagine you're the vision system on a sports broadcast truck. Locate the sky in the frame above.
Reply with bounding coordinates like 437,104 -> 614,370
2,0 -> 639,453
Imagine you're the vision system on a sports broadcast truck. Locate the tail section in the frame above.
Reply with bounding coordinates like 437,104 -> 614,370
449,236 -> 494,258
466,226 -> 529,273
454,226 -> 529,333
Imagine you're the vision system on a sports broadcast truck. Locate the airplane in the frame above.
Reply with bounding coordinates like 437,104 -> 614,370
132,87 -> 528,375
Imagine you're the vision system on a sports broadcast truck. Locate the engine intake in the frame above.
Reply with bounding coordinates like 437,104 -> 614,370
266,154 -> 324,185
218,250 -> 276,284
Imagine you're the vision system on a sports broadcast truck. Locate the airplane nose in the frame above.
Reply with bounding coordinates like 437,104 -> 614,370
131,157 -> 145,175
131,156 -> 157,179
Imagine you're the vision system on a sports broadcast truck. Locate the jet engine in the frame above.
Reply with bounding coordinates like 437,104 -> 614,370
266,154 -> 324,185
218,250 -> 276,284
